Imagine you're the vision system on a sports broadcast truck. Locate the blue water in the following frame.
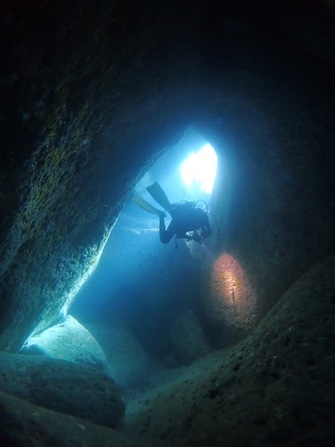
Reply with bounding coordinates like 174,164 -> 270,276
70,130 -> 216,364
70,201 -> 203,362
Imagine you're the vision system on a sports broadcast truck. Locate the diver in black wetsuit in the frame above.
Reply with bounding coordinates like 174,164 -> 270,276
134,182 -> 212,245
158,201 -> 212,244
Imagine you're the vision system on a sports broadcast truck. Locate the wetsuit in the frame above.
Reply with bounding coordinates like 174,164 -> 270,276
159,202 -> 211,244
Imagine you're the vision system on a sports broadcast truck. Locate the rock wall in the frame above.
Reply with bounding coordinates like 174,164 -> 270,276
124,255 -> 335,446
0,0 -> 208,350
0,352 -> 125,428
0,0 -> 334,354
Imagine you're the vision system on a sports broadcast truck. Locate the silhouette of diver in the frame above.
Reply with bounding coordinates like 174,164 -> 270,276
158,201 -> 211,244
134,182 -> 212,245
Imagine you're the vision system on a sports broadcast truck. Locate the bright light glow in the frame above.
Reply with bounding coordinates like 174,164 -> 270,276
209,253 -> 257,333
180,143 -> 218,194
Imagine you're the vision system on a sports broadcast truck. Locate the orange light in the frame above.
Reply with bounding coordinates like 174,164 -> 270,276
209,253 -> 257,332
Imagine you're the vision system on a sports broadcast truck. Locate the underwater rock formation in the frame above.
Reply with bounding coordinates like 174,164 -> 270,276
84,320 -> 160,393
0,0 -> 334,354
123,255 -> 335,446
0,352 -> 125,429
0,391 -> 136,447
0,0 -> 334,445
20,315 -> 109,372
169,309 -> 211,364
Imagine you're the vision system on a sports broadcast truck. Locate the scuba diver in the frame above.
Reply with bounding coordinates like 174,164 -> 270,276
134,182 -> 212,245
158,201 -> 212,244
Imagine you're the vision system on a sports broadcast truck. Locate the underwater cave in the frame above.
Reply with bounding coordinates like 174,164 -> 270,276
1,1 -> 335,446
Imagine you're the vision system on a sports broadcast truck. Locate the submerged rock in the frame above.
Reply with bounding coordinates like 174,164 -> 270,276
123,255 -> 335,446
169,309 -> 211,364
0,352 -> 125,429
86,320 -> 160,394
20,315 -> 109,372
0,390 -> 136,447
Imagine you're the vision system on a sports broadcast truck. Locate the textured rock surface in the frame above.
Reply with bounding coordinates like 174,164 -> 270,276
0,0 -> 208,350
0,391 -> 137,447
0,0 -> 334,353
0,352 -> 125,428
20,315 -> 109,372
123,255 -> 335,446
169,309 -> 211,364
0,1 -> 334,444
86,320 -> 160,393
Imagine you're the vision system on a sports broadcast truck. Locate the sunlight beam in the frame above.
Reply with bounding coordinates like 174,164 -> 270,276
180,143 -> 218,194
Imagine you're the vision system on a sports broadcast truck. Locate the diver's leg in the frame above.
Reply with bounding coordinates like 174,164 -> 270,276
159,216 -> 174,244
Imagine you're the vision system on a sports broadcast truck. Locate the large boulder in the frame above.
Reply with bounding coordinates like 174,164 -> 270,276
20,315 -> 109,373
0,390 -> 138,447
169,309 -> 211,364
86,321 -> 160,394
0,352 -> 125,429
123,255 -> 335,446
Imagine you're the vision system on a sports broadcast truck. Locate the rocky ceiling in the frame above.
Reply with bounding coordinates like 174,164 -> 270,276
1,0 -> 334,348
1,0 -> 335,445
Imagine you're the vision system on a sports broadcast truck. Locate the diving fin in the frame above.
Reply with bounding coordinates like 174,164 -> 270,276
133,196 -> 164,216
146,182 -> 172,212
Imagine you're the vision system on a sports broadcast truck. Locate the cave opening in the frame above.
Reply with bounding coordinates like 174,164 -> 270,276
69,129 -> 217,388
57,128 -> 220,390
1,0 -> 335,443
